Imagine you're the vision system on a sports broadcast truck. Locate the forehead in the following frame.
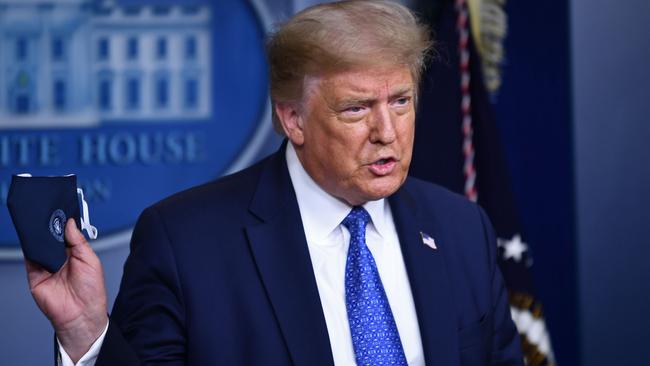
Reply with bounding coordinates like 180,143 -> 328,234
304,66 -> 414,101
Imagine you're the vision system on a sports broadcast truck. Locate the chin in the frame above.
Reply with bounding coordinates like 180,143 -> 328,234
363,181 -> 403,201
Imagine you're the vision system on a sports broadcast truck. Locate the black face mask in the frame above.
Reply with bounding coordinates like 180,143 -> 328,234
6,174 -> 98,273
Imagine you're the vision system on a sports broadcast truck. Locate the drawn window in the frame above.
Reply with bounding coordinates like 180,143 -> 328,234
98,79 -> 112,111
155,77 -> 169,108
127,37 -> 138,60
184,78 -> 198,109
152,6 -> 170,15
156,38 -> 167,60
126,77 -> 140,110
97,38 -> 110,60
16,96 -> 30,114
52,38 -> 65,61
53,80 -> 66,111
185,36 -> 197,60
16,38 -> 28,61
182,6 -> 200,15
124,6 -> 141,16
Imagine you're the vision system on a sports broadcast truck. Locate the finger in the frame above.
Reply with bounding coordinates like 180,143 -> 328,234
25,259 -> 51,288
65,219 -> 90,255
64,219 -> 100,265
64,218 -> 86,246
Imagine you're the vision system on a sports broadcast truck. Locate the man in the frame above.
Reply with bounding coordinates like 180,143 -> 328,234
26,1 -> 523,365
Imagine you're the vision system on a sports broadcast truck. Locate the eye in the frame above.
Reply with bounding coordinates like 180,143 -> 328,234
339,104 -> 368,119
344,105 -> 365,113
393,96 -> 411,106
339,104 -> 368,121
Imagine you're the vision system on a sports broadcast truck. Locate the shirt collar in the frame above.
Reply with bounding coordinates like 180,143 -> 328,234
285,143 -> 389,242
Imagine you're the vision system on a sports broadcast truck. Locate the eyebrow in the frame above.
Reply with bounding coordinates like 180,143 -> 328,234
338,97 -> 374,107
389,86 -> 414,98
337,86 -> 414,106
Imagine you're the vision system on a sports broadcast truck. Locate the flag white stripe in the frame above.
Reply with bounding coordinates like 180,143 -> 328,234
510,307 -> 555,362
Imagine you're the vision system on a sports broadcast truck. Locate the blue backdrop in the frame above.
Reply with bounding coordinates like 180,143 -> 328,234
573,0 -> 650,364
492,1 -> 577,364
2,0 -> 649,365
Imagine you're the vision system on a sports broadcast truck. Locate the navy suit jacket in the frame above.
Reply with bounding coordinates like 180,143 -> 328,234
95,145 -> 523,365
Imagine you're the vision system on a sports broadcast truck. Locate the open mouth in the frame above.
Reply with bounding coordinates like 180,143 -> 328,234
368,157 -> 397,176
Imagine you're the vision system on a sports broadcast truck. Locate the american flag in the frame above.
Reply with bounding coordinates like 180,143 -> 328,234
409,0 -> 555,364
420,231 -> 437,250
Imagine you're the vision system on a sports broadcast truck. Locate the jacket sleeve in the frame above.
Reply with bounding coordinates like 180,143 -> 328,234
96,206 -> 187,365
94,322 -> 140,365
478,206 -> 525,366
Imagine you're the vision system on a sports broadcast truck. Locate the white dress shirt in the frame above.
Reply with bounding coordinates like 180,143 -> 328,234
58,321 -> 108,366
58,144 -> 425,366
286,143 -> 425,366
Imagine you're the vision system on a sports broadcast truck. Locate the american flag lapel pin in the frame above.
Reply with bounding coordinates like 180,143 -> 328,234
420,231 -> 437,250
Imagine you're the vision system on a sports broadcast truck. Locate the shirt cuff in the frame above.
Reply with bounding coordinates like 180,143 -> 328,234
57,320 -> 109,366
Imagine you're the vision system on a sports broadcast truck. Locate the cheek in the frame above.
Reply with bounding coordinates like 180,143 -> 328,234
396,120 -> 415,172
310,132 -> 358,176
332,128 -> 368,157
398,118 -> 415,146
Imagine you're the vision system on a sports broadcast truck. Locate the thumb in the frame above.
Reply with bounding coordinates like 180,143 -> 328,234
64,218 -> 91,256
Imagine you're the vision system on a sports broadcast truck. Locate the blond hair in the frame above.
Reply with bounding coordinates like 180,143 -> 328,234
267,0 -> 433,134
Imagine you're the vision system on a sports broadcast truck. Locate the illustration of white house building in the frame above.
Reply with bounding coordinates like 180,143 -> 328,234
0,0 -> 212,128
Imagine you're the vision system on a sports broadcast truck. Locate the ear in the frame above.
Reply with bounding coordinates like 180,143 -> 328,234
275,102 -> 305,146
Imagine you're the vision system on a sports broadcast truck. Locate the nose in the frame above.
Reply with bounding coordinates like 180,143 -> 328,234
369,104 -> 396,145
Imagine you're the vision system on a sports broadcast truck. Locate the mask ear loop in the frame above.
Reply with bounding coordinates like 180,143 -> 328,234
77,188 -> 98,239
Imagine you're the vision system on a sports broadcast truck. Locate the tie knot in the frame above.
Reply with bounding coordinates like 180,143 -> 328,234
342,206 -> 370,234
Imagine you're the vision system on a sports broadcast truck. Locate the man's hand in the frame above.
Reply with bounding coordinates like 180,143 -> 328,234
26,218 -> 108,363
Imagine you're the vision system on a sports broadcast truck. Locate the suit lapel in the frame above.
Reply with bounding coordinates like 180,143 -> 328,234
389,183 -> 460,366
245,147 -> 334,366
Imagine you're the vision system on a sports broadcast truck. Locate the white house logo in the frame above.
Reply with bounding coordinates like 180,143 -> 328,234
49,209 -> 67,242
1,0 -> 275,257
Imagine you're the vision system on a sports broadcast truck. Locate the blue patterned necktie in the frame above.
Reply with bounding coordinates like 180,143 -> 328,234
343,206 -> 408,366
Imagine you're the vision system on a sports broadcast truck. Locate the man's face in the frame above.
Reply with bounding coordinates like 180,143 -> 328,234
288,66 -> 416,206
